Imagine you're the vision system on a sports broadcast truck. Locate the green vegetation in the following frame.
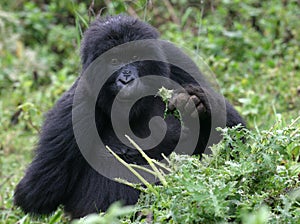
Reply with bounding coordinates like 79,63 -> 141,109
76,122 -> 300,224
157,87 -> 181,120
0,0 -> 299,223
125,122 -> 300,223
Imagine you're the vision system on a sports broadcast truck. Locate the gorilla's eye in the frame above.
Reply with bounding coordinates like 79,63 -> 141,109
111,58 -> 119,65
132,55 -> 139,61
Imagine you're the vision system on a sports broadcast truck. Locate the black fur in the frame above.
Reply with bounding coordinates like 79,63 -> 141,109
14,15 -> 245,218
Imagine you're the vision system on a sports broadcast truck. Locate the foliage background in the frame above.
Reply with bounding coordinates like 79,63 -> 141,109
0,0 -> 299,223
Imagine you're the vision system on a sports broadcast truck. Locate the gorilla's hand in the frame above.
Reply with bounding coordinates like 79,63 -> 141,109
168,84 -> 211,119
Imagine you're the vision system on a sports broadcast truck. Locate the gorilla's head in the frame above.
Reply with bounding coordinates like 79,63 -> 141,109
80,15 -> 170,116
81,15 -> 159,69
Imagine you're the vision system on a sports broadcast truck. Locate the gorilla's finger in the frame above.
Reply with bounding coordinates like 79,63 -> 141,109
197,103 -> 207,115
191,102 -> 207,118
184,97 -> 197,114
175,93 -> 189,108
190,95 -> 200,106
191,110 -> 198,118
168,93 -> 188,110
168,98 -> 176,111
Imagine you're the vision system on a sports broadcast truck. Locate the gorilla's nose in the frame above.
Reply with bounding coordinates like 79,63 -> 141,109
118,73 -> 135,85
122,69 -> 131,75
117,69 -> 136,86
116,65 -> 139,88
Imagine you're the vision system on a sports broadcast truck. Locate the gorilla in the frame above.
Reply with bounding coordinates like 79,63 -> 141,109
14,14 -> 245,218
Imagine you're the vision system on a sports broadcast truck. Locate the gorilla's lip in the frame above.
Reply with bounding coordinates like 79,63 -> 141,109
115,81 -> 140,102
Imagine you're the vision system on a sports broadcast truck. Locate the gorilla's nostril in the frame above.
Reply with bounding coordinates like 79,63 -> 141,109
122,69 -> 131,75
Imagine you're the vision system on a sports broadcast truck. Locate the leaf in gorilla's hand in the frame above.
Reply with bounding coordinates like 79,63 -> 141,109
158,86 -> 174,102
157,87 -> 181,121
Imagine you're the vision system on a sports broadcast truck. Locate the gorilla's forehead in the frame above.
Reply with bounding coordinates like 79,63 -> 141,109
102,41 -> 165,64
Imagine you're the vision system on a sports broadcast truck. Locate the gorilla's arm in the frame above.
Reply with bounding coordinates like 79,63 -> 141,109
169,65 -> 246,128
168,66 -> 245,154
14,83 -> 83,215
224,98 -> 246,127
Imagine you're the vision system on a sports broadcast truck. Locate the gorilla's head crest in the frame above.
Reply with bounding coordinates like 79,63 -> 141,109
80,15 -> 160,71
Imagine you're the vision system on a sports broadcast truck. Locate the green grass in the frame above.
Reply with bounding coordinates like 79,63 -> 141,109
130,122 -> 300,223
0,0 -> 299,223
74,121 -> 300,224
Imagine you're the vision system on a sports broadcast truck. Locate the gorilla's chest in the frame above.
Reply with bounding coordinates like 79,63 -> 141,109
98,108 -> 182,164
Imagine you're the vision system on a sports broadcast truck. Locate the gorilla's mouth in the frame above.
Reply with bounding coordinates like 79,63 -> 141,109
115,80 -> 143,102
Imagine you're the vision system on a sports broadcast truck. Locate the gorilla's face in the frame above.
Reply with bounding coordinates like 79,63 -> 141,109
81,15 -> 170,116
98,54 -> 170,117
103,56 -> 170,100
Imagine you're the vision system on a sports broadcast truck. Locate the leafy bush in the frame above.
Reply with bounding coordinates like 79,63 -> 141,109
73,118 -> 300,224
1,1 -> 299,223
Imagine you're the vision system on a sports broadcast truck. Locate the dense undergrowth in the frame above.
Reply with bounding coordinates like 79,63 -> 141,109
0,0 -> 299,223
74,120 -> 300,224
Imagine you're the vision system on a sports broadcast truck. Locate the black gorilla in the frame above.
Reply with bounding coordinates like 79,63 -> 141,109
14,15 -> 245,218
